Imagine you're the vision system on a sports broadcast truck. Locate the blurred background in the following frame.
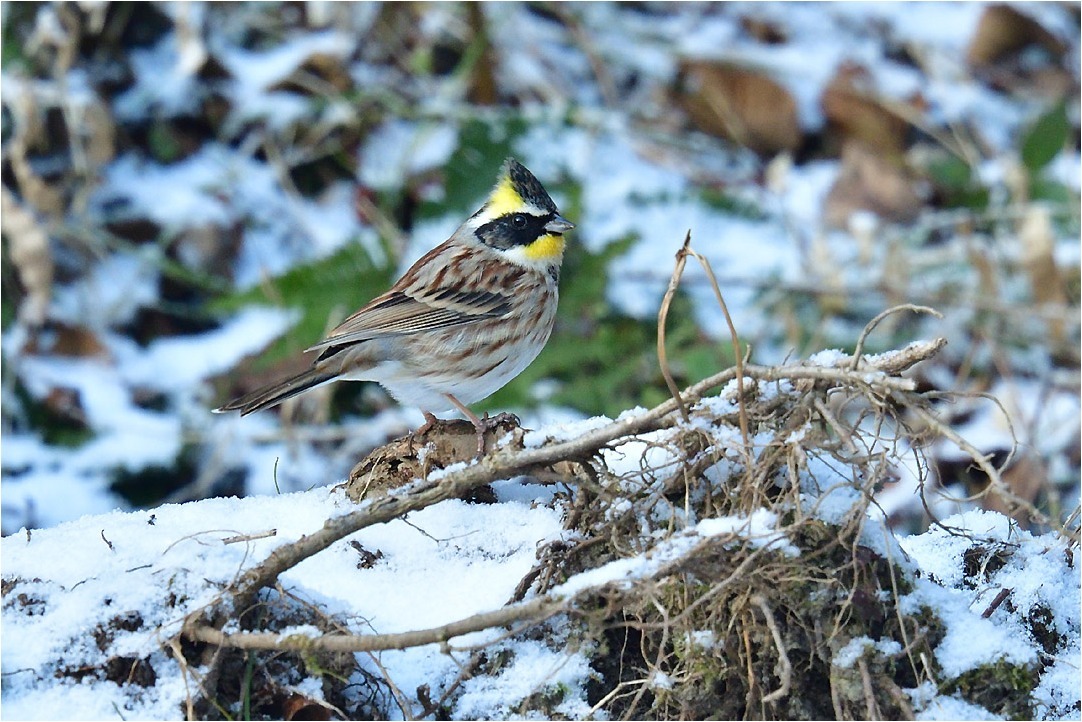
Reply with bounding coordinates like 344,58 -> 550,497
1,1 -> 1078,534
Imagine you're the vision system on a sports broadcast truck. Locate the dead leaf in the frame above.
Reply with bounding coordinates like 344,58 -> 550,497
983,453 -> 1047,529
1,187 -> 54,327
6,114 -> 67,218
83,99 -> 117,168
340,417 -> 521,501
282,692 -> 333,721
966,5 -> 1075,99
466,2 -> 498,105
739,15 -> 787,45
25,322 -> 109,358
1018,205 -> 1068,343
823,141 -> 924,228
821,60 -> 911,159
44,386 -> 87,425
270,53 -> 354,95
966,5 -> 1066,69
677,59 -> 802,156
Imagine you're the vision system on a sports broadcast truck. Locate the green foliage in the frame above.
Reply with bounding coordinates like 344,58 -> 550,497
147,120 -> 184,164
1021,101 -> 1070,173
1,237 -> 20,333
0,3 -> 35,72
698,187 -> 769,220
486,233 -> 735,418
9,376 -> 95,448
925,155 -> 990,210
210,240 -> 393,371
425,116 -> 529,218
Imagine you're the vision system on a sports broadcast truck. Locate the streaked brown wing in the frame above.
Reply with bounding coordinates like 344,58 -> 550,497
305,287 -> 512,352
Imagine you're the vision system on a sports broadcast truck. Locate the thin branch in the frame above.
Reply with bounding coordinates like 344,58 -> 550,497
850,304 -> 942,372
657,231 -> 692,423
683,242 -> 753,465
186,595 -> 562,653
908,402 -> 1065,538
752,594 -> 792,705
187,339 -> 947,629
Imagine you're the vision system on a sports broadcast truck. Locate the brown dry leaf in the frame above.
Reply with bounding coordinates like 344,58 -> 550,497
340,417 -> 522,501
1,186 -> 55,327
466,2 -> 498,105
677,59 -> 802,156
282,692 -> 333,721
1018,205 -> 1068,343
173,223 -> 243,276
25,322 -> 109,358
821,60 -> 911,159
270,53 -> 354,95
7,131 -> 67,219
966,4 -> 1066,69
44,386 -> 88,426
739,15 -> 787,45
823,141 -> 924,228
83,99 -> 117,168
983,453 -> 1047,528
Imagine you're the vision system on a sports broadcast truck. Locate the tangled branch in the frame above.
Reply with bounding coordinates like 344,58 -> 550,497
181,337 -> 946,650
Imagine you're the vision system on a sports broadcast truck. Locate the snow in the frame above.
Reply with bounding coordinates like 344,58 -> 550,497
95,146 -> 371,288
833,636 -> 904,669
2,2 -> 1079,718
554,509 -> 798,597
900,510 -> 1079,697
359,120 -> 461,190
913,689 -> 1000,722
1,487 -> 569,720
453,637 -> 596,721
1,307 -> 296,529
50,252 -> 159,329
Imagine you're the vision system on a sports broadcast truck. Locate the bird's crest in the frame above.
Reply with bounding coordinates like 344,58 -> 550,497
484,158 -> 558,217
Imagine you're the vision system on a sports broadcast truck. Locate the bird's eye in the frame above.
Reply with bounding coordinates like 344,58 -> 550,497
511,214 -> 527,229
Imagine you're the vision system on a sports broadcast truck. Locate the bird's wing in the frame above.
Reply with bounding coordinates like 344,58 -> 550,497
305,287 -> 512,352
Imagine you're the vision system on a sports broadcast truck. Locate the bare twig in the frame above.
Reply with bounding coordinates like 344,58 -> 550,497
859,656 -> 881,720
850,304 -> 942,372
682,241 -> 752,462
981,587 -> 1012,619
752,594 -> 792,704
657,231 -> 692,423
908,403 -> 1064,537
186,595 -> 563,653
183,339 -> 947,641
222,530 -> 278,545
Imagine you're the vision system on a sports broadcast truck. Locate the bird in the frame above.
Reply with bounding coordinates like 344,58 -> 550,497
216,157 -> 573,455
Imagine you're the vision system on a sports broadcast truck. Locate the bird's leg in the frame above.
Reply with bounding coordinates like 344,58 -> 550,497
444,393 -> 487,457
416,411 -> 440,436
409,411 -> 440,453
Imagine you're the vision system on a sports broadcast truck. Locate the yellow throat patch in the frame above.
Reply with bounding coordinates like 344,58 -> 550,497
523,233 -> 566,262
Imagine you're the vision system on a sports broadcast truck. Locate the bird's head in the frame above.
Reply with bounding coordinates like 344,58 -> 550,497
464,158 -> 574,269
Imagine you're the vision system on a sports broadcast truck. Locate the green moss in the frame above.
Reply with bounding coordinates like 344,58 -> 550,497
943,659 -> 1039,720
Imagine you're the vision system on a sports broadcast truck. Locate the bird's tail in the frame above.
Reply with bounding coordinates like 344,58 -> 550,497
214,368 -> 336,416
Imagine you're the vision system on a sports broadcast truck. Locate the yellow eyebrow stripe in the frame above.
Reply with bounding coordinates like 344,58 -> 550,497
485,176 -> 525,217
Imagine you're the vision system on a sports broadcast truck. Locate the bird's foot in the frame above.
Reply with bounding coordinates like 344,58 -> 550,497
409,411 -> 440,453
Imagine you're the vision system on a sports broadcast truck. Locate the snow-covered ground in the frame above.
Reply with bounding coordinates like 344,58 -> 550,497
2,2 -> 1079,719
3,441 -> 1078,719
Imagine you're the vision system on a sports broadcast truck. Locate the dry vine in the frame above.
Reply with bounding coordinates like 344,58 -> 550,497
170,237 -> 1067,719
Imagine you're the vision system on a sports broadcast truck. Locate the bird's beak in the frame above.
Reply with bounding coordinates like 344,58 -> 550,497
545,215 -> 574,234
